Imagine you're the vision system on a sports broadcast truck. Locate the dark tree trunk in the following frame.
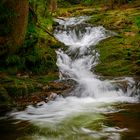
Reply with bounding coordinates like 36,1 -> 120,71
0,0 -> 29,55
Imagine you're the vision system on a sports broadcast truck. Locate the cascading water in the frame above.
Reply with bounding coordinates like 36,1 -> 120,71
10,16 -> 139,140
54,16 -> 137,99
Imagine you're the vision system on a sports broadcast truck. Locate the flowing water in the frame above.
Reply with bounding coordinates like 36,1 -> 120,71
1,16 -> 140,140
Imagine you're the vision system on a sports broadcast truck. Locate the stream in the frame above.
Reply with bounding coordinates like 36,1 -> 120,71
0,16 -> 140,140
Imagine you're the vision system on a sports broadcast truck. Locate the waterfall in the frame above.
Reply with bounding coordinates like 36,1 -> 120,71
10,16 -> 138,125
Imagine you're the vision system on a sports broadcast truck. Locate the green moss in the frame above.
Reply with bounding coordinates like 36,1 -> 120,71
135,15 -> 140,28
95,33 -> 140,76
0,73 -> 58,100
35,75 -> 58,84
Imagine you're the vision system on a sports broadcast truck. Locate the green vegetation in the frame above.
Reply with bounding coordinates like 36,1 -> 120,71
0,74 -> 58,98
0,73 -> 59,113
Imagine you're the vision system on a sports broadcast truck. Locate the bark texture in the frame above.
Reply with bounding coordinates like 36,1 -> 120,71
0,0 -> 29,55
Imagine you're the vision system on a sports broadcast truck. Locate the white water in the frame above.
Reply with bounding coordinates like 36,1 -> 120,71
11,16 -> 138,132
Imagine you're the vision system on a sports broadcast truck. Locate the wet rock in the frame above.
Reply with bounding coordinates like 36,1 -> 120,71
112,77 -> 140,98
37,101 -> 45,106
42,85 -> 49,91
37,83 -> 43,88
45,92 -> 58,102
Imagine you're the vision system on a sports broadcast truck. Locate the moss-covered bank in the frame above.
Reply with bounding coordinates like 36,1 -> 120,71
0,72 -> 72,114
0,73 -> 55,113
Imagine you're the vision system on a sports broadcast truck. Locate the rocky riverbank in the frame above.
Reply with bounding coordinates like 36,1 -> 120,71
0,72 -> 72,114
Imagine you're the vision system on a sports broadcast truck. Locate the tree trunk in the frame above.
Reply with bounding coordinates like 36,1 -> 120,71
49,0 -> 57,13
0,0 -> 29,55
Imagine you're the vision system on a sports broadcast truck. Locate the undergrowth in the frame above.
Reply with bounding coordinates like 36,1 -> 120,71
0,1 -> 62,75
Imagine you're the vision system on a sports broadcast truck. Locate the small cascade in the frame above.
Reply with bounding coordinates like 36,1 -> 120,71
53,17 -> 134,99
10,16 -> 139,128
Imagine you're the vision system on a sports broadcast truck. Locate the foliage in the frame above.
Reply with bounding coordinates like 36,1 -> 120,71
3,42 -> 58,74
58,0 -> 71,7
21,0 -> 58,74
0,0 -> 61,75
135,16 -> 140,28
6,55 -> 22,66
82,0 -> 96,6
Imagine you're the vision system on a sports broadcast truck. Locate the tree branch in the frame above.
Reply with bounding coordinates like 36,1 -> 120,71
36,23 -> 57,41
